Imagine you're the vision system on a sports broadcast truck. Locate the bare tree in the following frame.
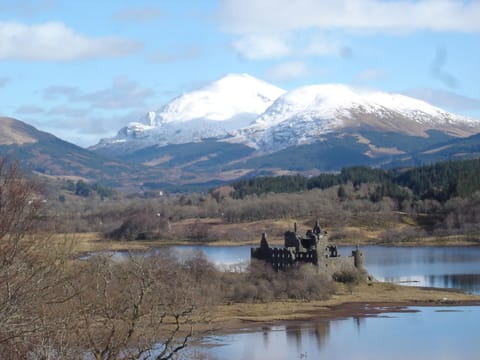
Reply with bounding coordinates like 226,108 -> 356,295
0,158 -> 74,357
0,157 -> 214,359
64,251 -> 213,360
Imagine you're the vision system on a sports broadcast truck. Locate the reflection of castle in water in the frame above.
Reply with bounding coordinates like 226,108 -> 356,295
258,321 -> 332,354
285,321 -> 332,351
251,221 -> 364,274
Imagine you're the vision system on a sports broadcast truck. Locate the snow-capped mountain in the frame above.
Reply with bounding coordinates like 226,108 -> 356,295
90,73 -> 480,185
92,73 -> 285,154
93,75 -> 479,156
231,84 -> 479,152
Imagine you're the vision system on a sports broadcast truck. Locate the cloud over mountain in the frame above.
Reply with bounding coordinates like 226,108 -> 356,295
219,0 -> 480,34
219,0 -> 480,61
0,21 -> 142,61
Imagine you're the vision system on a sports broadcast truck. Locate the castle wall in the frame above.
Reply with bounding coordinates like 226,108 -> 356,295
251,222 -> 363,275
251,246 -> 319,270
320,256 -> 357,276
252,245 -> 360,275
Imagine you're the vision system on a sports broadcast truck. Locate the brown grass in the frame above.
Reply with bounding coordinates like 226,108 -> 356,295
206,282 -> 480,332
60,217 -> 480,255
50,232 -> 480,334
0,117 -> 37,145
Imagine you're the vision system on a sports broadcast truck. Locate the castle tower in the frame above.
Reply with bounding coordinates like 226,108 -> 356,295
352,245 -> 364,269
315,221 -> 328,270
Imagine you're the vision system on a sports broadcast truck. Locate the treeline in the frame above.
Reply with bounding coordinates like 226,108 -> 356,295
38,157 -> 480,242
229,158 -> 480,203
60,179 -> 115,199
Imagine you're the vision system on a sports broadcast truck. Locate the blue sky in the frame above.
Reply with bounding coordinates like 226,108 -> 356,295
1,0 -> 479,147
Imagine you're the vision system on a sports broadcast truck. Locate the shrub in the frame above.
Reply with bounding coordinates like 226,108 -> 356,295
333,268 -> 367,285
221,261 -> 336,303
106,212 -> 169,241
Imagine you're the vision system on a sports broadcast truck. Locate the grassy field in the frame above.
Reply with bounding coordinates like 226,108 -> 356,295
62,217 -> 480,256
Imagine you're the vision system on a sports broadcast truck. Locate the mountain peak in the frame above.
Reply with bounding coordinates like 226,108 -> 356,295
91,77 -> 480,156
234,84 -> 479,151
212,72 -> 272,88
91,74 -> 286,153
151,73 -> 286,125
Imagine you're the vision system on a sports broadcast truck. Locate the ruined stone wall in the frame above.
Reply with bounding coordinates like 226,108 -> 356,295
251,228 -> 364,275
320,256 -> 357,276
251,246 -> 319,270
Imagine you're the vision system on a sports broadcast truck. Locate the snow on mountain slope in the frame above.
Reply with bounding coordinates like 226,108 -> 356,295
150,73 -> 286,124
92,76 -> 480,157
232,84 -> 479,151
92,74 -> 286,152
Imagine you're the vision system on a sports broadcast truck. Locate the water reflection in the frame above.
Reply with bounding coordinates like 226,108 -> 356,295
196,306 -> 480,360
87,244 -> 480,293
249,321 -> 333,356
353,246 -> 480,293
168,244 -> 480,294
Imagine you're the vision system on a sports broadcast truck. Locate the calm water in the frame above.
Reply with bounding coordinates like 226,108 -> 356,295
191,306 -> 480,360
167,245 -> 480,294
110,245 -> 480,359
351,245 -> 480,294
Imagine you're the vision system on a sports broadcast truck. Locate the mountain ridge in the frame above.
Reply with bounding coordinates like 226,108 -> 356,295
91,74 -> 479,156
2,72 -> 480,190
85,73 -> 480,188
91,73 -> 286,155
230,83 -> 478,152
0,116 -> 148,189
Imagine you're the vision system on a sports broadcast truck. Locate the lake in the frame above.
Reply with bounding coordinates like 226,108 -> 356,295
190,305 -> 480,360
120,244 -> 480,359
167,244 -> 480,294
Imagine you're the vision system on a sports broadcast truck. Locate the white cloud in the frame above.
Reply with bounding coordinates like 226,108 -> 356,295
219,0 -> 480,34
265,61 -> 308,81
404,88 -> 480,113
113,6 -> 163,23
0,21 -> 142,61
23,108 -> 150,147
355,68 -> 388,83
233,31 -> 350,60
0,0 -> 55,17
42,110 -> 148,147
47,106 -> 91,117
15,105 -> 44,115
304,40 -> 341,57
220,1 -> 480,60
148,46 -> 201,63
232,34 -> 291,60
43,85 -> 81,100
79,77 -> 154,110
43,78 -> 154,110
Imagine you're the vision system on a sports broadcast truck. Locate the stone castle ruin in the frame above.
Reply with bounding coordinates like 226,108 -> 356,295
251,221 -> 363,274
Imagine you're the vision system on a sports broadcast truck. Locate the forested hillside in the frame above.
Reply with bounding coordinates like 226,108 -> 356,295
229,159 -> 480,203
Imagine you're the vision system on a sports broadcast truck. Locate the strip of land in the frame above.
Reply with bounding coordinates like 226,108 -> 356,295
205,282 -> 480,333
61,230 -> 480,257
59,229 -> 480,334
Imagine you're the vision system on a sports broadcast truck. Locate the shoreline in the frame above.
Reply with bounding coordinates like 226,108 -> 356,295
63,235 -> 480,335
63,232 -> 480,255
202,282 -> 480,334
